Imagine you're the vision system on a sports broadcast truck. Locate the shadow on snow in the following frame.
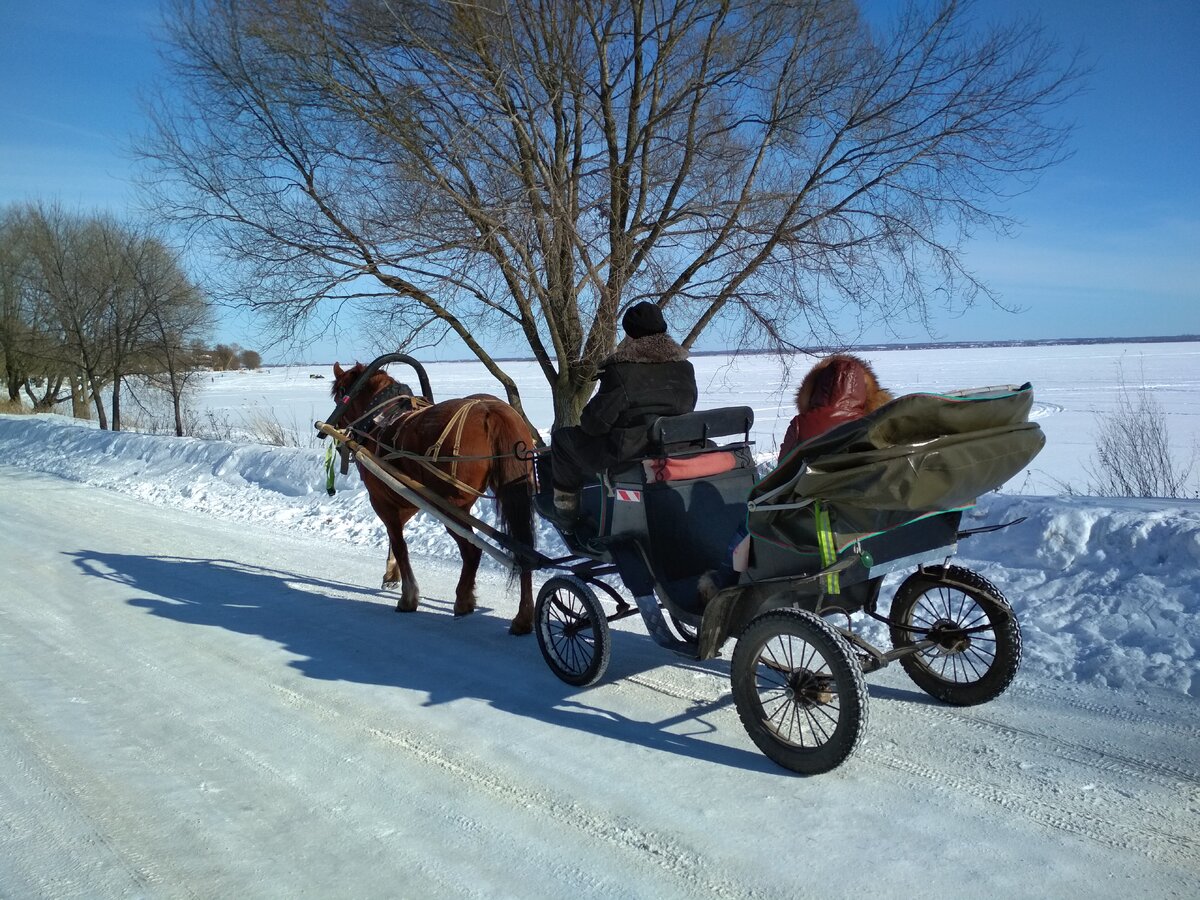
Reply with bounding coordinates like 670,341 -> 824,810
67,549 -> 781,775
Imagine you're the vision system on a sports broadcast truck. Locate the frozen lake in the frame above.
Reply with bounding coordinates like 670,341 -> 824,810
196,340 -> 1200,495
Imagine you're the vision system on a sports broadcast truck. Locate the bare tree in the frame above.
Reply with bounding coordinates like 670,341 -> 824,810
18,205 -> 119,426
0,210 -> 31,402
7,204 -> 211,429
141,0 -> 1080,429
134,239 -> 212,436
211,343 -> 241,370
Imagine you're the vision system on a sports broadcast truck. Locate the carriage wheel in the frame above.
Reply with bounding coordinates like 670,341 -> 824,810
889,565 -> 1022,706
731,609 -> 868,775
535,576 -> 611,687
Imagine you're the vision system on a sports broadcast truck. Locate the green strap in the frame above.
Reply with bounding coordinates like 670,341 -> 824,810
324,440 -> 338,496
813,500 -> 840,595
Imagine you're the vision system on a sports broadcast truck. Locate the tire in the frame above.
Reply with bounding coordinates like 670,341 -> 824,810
668,610 -> 699,646
889,565 -> 1022,706
535,576 -> 611,687
731,609 -> 868,775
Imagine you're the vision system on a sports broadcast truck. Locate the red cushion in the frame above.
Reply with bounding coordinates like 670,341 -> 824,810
645,451 -> 738,483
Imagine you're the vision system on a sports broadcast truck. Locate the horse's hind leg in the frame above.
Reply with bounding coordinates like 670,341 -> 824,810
509,568 -> 534,636
448,529 -> 483,617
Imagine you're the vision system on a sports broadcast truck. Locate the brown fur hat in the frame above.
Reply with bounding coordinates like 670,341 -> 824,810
794,353 -> 893,414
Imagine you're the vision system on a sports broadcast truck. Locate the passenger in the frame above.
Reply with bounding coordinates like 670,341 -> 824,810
700,353 -> 893,600
778,353 -> 893,462
550,302 -> 697,524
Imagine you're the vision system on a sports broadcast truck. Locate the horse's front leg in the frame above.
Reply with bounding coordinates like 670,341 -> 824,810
448,530 -> 483,617
384,509 -> 420,612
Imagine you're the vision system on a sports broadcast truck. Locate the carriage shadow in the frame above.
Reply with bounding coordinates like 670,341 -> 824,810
68,550 -> 777,774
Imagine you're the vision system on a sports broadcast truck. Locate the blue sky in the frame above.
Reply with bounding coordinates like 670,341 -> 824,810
1,1 -> 1197,362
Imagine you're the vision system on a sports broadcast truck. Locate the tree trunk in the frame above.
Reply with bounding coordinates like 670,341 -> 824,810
88,374 -> 109,430
111,376 -> 122,432
70,375 -> 91,419
167,366 -> 185,437
551,362 -> 599,432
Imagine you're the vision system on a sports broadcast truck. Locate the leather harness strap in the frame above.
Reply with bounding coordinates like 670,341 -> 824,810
350,393 -> 490,499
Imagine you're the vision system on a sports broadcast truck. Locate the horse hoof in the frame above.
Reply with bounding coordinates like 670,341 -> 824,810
395,603 -> 418,613
382,580 -> 400,591
453,608 -> 475,618
509,621 -> 532,636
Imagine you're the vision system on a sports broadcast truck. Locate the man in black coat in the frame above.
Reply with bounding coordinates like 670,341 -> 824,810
550,302 -> 698,522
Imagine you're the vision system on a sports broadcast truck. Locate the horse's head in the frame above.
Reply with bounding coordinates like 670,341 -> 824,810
332,362 -> 418,431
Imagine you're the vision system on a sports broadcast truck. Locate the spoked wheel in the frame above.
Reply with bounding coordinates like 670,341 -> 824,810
889,565 -> 1022,706
535,576 -> 611,687
731,609 -> 868,775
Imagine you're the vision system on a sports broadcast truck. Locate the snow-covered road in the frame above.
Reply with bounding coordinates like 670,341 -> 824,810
1,467 -> 1197,898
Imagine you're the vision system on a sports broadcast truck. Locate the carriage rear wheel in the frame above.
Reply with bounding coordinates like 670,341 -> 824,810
889,565 -> 1022,706
731,608 -> 868,775
535,576 -> 611,687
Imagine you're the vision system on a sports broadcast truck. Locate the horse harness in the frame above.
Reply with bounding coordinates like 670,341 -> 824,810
346,387 -> 489,499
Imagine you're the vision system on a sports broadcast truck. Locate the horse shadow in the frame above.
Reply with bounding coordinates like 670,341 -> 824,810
67,550 -> 778,774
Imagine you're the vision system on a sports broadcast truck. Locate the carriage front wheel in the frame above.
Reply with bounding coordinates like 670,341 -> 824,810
535,576 -> 611,687
889,565 -> 1022,706
731,608 -> 868,775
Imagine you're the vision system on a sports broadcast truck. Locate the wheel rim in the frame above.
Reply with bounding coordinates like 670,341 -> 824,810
908,585 -> 997,684
542,587 -> 597,677
751,632 -> 842,750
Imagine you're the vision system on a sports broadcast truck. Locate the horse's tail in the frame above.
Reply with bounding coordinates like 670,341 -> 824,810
487,403 -> 537,566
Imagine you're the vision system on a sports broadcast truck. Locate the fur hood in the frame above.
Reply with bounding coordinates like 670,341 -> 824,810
794,353 -> 892,414
607,332 -> 689,366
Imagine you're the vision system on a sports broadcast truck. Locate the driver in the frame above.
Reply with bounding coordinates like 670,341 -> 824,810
550,302 -> 697,525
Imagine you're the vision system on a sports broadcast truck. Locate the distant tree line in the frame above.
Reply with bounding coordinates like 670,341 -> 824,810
0,202 -> 214,435
207,343 -> 262,371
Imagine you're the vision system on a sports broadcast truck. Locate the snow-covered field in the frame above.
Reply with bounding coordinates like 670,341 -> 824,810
195,340 -> 1200,496
1,341 -> 1198,897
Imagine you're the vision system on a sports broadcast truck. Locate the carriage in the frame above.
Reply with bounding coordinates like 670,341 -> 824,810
318,354 -> 1045,775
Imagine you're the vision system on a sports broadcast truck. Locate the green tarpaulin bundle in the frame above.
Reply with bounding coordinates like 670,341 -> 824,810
749,384 -> 1046,551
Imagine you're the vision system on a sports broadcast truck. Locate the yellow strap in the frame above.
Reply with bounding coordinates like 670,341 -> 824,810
814,500 -> 840,595
380,399 -> 488,499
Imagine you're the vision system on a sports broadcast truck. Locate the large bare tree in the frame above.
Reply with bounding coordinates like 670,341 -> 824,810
141,0 -> 1079,429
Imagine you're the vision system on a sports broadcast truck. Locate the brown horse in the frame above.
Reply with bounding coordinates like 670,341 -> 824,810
331,362 -> 537,635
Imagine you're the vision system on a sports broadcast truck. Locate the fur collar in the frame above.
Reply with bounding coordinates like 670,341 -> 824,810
608,332 -> 689,365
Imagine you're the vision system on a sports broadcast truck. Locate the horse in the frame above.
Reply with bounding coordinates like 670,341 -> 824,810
331,362 -> 537,635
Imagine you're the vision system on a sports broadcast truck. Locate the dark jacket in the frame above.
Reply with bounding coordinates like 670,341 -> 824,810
778,354 -> 893,462
580,332 -> 698,460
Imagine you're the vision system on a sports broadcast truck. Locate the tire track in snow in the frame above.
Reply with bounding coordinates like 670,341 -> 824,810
864,747 -> 1200,869
267,682 -> 761,900
0,680 -> 192,899
1013,683 -> 1200,739
621,666 -> 1199,868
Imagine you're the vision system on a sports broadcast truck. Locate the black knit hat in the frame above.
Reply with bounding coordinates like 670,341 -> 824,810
621,302 -> 667,339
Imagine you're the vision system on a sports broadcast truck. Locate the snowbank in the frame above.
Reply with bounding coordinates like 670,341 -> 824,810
3,413 -> 1197,698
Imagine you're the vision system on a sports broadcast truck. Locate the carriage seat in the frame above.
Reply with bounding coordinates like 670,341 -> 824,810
603,406 -> 755,485
647,406 -> 754,453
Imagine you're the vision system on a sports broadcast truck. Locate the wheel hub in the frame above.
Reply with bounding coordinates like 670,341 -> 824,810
928,617 -> 971,655
786,670 -> 836,706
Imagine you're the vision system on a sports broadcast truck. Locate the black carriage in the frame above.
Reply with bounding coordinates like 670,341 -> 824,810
319,355 -> 1045,775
